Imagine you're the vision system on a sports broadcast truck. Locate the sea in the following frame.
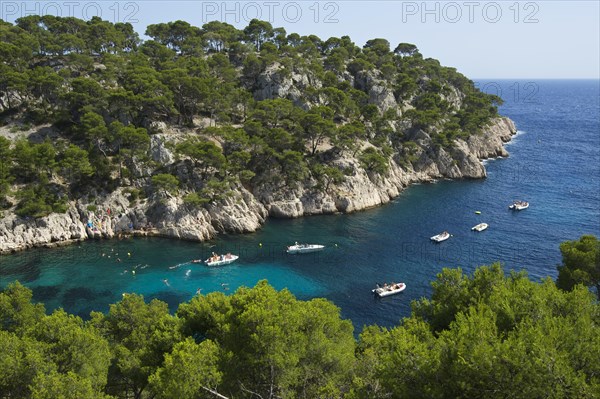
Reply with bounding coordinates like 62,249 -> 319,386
1,80 -> 599,332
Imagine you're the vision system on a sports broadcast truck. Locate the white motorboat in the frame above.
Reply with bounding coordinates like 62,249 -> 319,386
430,231 -> 451,242
372,282 -> 406,297
286,243 -> 325,254
472,223 -> 488,232
509,201 -> 529,210
205,254 -> 238,267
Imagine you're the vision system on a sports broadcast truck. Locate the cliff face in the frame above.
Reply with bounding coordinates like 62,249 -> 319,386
0,53 -> 518,254
255,116 -> 516,217
0,116 -> 515,254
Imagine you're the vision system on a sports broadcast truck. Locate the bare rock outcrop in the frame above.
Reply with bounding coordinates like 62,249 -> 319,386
0,206 -> 87,252
253,63 -> 321,107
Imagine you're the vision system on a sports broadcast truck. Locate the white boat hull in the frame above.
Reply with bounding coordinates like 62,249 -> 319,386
372,283 -> 406,297
286,244 -> 325,254
509,202 -> 529,210
472,223 -> 488,232
430,233 -> 450,242
205,255 -> 239,267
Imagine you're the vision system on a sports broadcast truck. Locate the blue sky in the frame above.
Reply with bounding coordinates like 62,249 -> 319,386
2,1 -> 599,79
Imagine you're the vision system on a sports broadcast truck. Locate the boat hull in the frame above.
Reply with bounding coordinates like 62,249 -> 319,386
472,223 -> 488,232
205,255 -> 239,267
430,234 -> 450,242
372,283 -> 406,297
509,202 -> 529,210
286,245 -> 325,254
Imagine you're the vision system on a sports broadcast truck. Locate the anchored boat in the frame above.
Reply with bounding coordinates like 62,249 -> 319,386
509,201 -> 529,210
472,223 -> 489,232
430,231 -> 451,242
205,253 -> 239,267
286,242 -> 325,254
372,282 -> 406,297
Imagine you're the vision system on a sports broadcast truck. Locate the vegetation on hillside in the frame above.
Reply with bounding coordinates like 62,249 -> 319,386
557,234 -> 600,300
1,16 -> 502,218
2,239 -> 599,399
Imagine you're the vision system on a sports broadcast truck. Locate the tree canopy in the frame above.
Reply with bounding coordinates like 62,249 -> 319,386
1,16 -> 502,219
557,235 -> 600,300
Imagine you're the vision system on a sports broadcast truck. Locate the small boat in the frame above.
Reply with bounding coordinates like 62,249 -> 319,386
190,259 -> 203,264
372,282 -> 406,297
509,201 -> 529,210
205,253 -> 239,267
472,223 -> 488,232
286,242 -> 325,254
430,231 -> 451,242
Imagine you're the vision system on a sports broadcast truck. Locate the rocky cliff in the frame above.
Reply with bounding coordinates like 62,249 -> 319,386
255,116 -> 515,216
0,116 -> 515,254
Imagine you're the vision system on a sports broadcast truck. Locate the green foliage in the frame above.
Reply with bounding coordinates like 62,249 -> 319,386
394,42 -> 419,57
151,173 -> 180,196
198,178 -> 232,203
183,191 -> 209,207
90,293 -> 183,399
30,371 -> 111,399
29,309 -> 111,389
177,280 -> 355,398
59,144 -> 94,183
557,235 -> 600,300
0,330 -> 54,398
243,19 -> 274,51
0,281 -> 45,333
311,163 -> 345,192
15,184 -> 67,218
148,338 -> 222,399
0,136 -> 13,205
175,138 -> 226,177
359,147 -> 389,175
363,38 -> 391,57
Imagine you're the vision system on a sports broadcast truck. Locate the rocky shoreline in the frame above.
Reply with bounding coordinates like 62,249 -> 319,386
0,117 -> 516,255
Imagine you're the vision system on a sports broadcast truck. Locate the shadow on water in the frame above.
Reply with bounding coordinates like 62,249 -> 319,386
147,290 -> 190,312
31,285 -> 61,303
0,258 -> 42,283
20,265 -> 42,283
63,286 -> 97,307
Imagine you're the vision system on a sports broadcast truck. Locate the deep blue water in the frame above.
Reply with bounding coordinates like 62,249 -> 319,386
1,80 -> 599,331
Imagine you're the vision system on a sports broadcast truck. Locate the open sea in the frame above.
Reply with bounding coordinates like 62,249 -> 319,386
1,80 -> 599,331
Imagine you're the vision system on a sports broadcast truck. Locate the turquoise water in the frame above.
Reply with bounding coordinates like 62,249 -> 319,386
1,80 -> 599,330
